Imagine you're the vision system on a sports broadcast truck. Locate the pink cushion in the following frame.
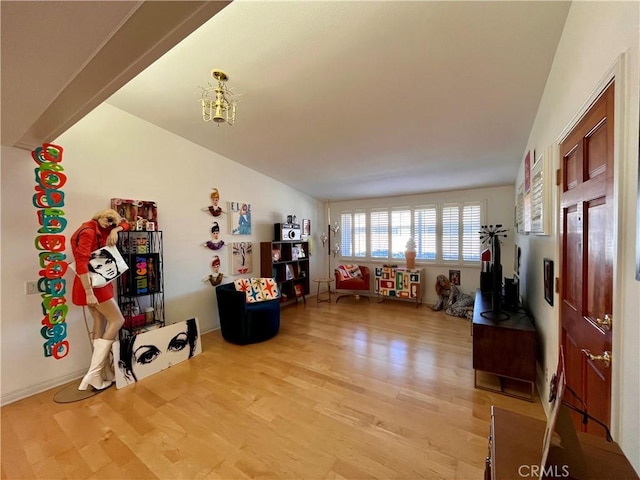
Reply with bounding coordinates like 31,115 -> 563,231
336,264 -> 362,280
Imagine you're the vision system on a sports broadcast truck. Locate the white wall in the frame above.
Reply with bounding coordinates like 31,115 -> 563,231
0,103 -> 324,405
330,185 -> 516,305
515,1 -> 639,473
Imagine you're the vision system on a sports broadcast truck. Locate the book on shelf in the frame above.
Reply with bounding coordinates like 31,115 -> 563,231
294,243 -> 305,258
121,232 -> 150,254
123,253 -> 160,295
294,284 -> 304,298
134,235 -> 149,254
285,264 -> 294,280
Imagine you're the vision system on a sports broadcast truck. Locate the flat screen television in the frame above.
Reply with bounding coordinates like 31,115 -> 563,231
479,225 -> 510,321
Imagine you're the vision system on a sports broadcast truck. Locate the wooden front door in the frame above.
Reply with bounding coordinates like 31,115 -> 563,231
559,81 -> 614,436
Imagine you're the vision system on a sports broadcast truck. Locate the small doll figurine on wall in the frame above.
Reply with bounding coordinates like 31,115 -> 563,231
203,222 -> 224,250
202,255 -> 224,286
202,188 -> 223,217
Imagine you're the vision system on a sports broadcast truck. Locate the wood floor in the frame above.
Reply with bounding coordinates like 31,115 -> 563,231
1,298 -> 545,479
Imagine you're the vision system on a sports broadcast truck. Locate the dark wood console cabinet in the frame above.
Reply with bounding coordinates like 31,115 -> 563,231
473,290 -> 536,401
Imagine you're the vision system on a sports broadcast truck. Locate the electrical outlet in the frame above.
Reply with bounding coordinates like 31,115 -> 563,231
25,281 -> 38,295
544,366 -> 549,384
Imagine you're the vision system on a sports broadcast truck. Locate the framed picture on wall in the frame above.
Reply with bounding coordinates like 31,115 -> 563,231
524,150 -> 532,193
229,201 -> 251,235
231,242 -> 252,275
544,258 -> 554,306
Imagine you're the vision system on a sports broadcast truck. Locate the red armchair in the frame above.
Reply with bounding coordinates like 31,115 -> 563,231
334,265 -> 371,303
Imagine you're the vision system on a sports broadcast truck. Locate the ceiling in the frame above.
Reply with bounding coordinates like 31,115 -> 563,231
2,1 -> 571,202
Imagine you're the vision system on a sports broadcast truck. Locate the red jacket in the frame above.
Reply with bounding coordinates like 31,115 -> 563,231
70,219 -> 129,305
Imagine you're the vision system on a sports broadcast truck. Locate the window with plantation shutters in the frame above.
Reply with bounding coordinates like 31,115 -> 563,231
391,209 -> 411,259
370,210 -> 389,258
340,213 -> 352,257
442,205 -> 459,261
340,212 -> 366,257
414,206 -> 436,260
353,212 -> 366,257
462,203 -> 482,261
337,201 -> 484,264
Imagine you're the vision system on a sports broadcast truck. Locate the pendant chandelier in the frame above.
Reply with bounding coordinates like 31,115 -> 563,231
200,69 -> 237,126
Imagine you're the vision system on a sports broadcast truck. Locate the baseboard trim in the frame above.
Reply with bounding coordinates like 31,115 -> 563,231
1,369 -> 85,407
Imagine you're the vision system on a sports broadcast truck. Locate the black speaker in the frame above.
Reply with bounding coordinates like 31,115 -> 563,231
480,271 -> 492,294
504,277 -> 519,308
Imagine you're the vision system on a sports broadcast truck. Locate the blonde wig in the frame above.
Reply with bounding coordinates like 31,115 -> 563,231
435,274 -> 451,296
92,208 -> 123,224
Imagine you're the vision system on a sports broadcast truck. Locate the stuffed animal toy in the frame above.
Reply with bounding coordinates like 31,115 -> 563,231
431,274 -> 451,311
432,274 -> 474,320
445,284 -> 474,320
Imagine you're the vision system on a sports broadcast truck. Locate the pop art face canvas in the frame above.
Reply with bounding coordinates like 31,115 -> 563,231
68,245 -> 129,288
229,202 -> 251,235
231,242 -> 252,275
113,318 -> 202,388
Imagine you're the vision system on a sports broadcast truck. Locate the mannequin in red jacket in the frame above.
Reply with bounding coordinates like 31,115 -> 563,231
70,208 -> 129,390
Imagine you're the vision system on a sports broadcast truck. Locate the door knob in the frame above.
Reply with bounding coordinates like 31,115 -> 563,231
581,349 -> 611,368
596,314 -> 612,330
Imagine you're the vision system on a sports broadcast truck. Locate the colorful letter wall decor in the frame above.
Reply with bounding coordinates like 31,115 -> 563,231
32,143 -> 70,359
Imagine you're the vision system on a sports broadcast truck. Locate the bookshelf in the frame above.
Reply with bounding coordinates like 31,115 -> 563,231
116,230 -> 164,336
260,240 -> 309,304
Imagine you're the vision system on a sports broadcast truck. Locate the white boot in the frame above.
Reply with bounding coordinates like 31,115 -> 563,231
78,338 -> 114,390
93,339 -> 115,382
